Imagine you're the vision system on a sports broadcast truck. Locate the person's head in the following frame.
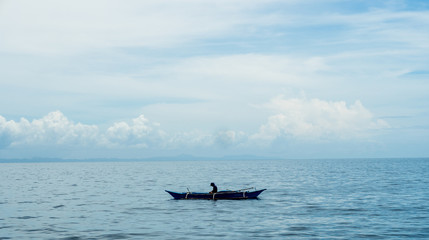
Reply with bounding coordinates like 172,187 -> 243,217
210,182 -> 215,186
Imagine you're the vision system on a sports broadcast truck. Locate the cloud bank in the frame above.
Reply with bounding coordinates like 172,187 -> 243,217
0,111 -> 99,148
253,96 -> 390,142
0,97 -> 389,157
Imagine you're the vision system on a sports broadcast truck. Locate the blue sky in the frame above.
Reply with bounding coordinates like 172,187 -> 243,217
1,0 -> 428,159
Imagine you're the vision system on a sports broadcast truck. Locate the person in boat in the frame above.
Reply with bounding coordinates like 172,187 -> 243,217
210,182 -> 218,194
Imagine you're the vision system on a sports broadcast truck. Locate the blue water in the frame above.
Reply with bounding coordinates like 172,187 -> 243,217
1,158 -> 428,239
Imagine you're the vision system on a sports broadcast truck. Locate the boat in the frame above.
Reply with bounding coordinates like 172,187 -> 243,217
165,188 -> 266,200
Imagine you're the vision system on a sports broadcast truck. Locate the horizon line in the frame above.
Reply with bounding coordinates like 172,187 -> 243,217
1,156 -> 428,163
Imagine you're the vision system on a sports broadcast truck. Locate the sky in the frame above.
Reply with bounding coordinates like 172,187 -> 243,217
1,0 -> 429,159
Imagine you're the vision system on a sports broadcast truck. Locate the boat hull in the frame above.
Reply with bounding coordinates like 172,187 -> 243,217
165,189 -> 266,200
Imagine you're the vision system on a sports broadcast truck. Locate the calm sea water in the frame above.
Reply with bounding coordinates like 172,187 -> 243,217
1,158 -> 428,239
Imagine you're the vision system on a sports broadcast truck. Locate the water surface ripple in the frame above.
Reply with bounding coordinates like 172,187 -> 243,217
1,158 -> 428,239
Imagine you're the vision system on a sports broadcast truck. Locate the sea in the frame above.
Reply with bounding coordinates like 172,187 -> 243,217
1,158 -> 428,239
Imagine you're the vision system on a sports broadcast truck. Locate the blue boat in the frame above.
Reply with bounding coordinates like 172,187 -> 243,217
165,189 -> 266,200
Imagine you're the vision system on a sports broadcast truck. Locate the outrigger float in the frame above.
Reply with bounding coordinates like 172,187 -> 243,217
165,188 -> 266,200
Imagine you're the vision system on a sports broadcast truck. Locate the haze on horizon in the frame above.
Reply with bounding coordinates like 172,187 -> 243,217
1,0 -> 429,159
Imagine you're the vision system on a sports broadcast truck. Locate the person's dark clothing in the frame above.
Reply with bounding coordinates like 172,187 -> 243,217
210,183 -> 218,193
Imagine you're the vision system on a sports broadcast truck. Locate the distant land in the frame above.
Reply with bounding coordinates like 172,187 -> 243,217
0,155 -> 282,163
1,156 -> 427,163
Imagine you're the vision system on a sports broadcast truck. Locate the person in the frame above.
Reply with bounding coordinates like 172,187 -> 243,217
210,182 -> 218,194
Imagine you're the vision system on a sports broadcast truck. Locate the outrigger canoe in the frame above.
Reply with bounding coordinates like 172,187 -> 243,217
165,189 -> 266,200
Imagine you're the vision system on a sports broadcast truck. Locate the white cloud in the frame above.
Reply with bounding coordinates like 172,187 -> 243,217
0,111 -> 99,147
0,111 -> 222,152
214,130 -> 246,148
0,0 -> 271,55
0,95 -> 390,149
146,54 -> 331,105
165,130 -> 213,149
171,54 -> 329,84
104,114 -> 157,147
253,96 -> 390,142
2,0 -> 428,57
0,111 -> 161,149
327,10 -> 429,48
0,100 -> 392,157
